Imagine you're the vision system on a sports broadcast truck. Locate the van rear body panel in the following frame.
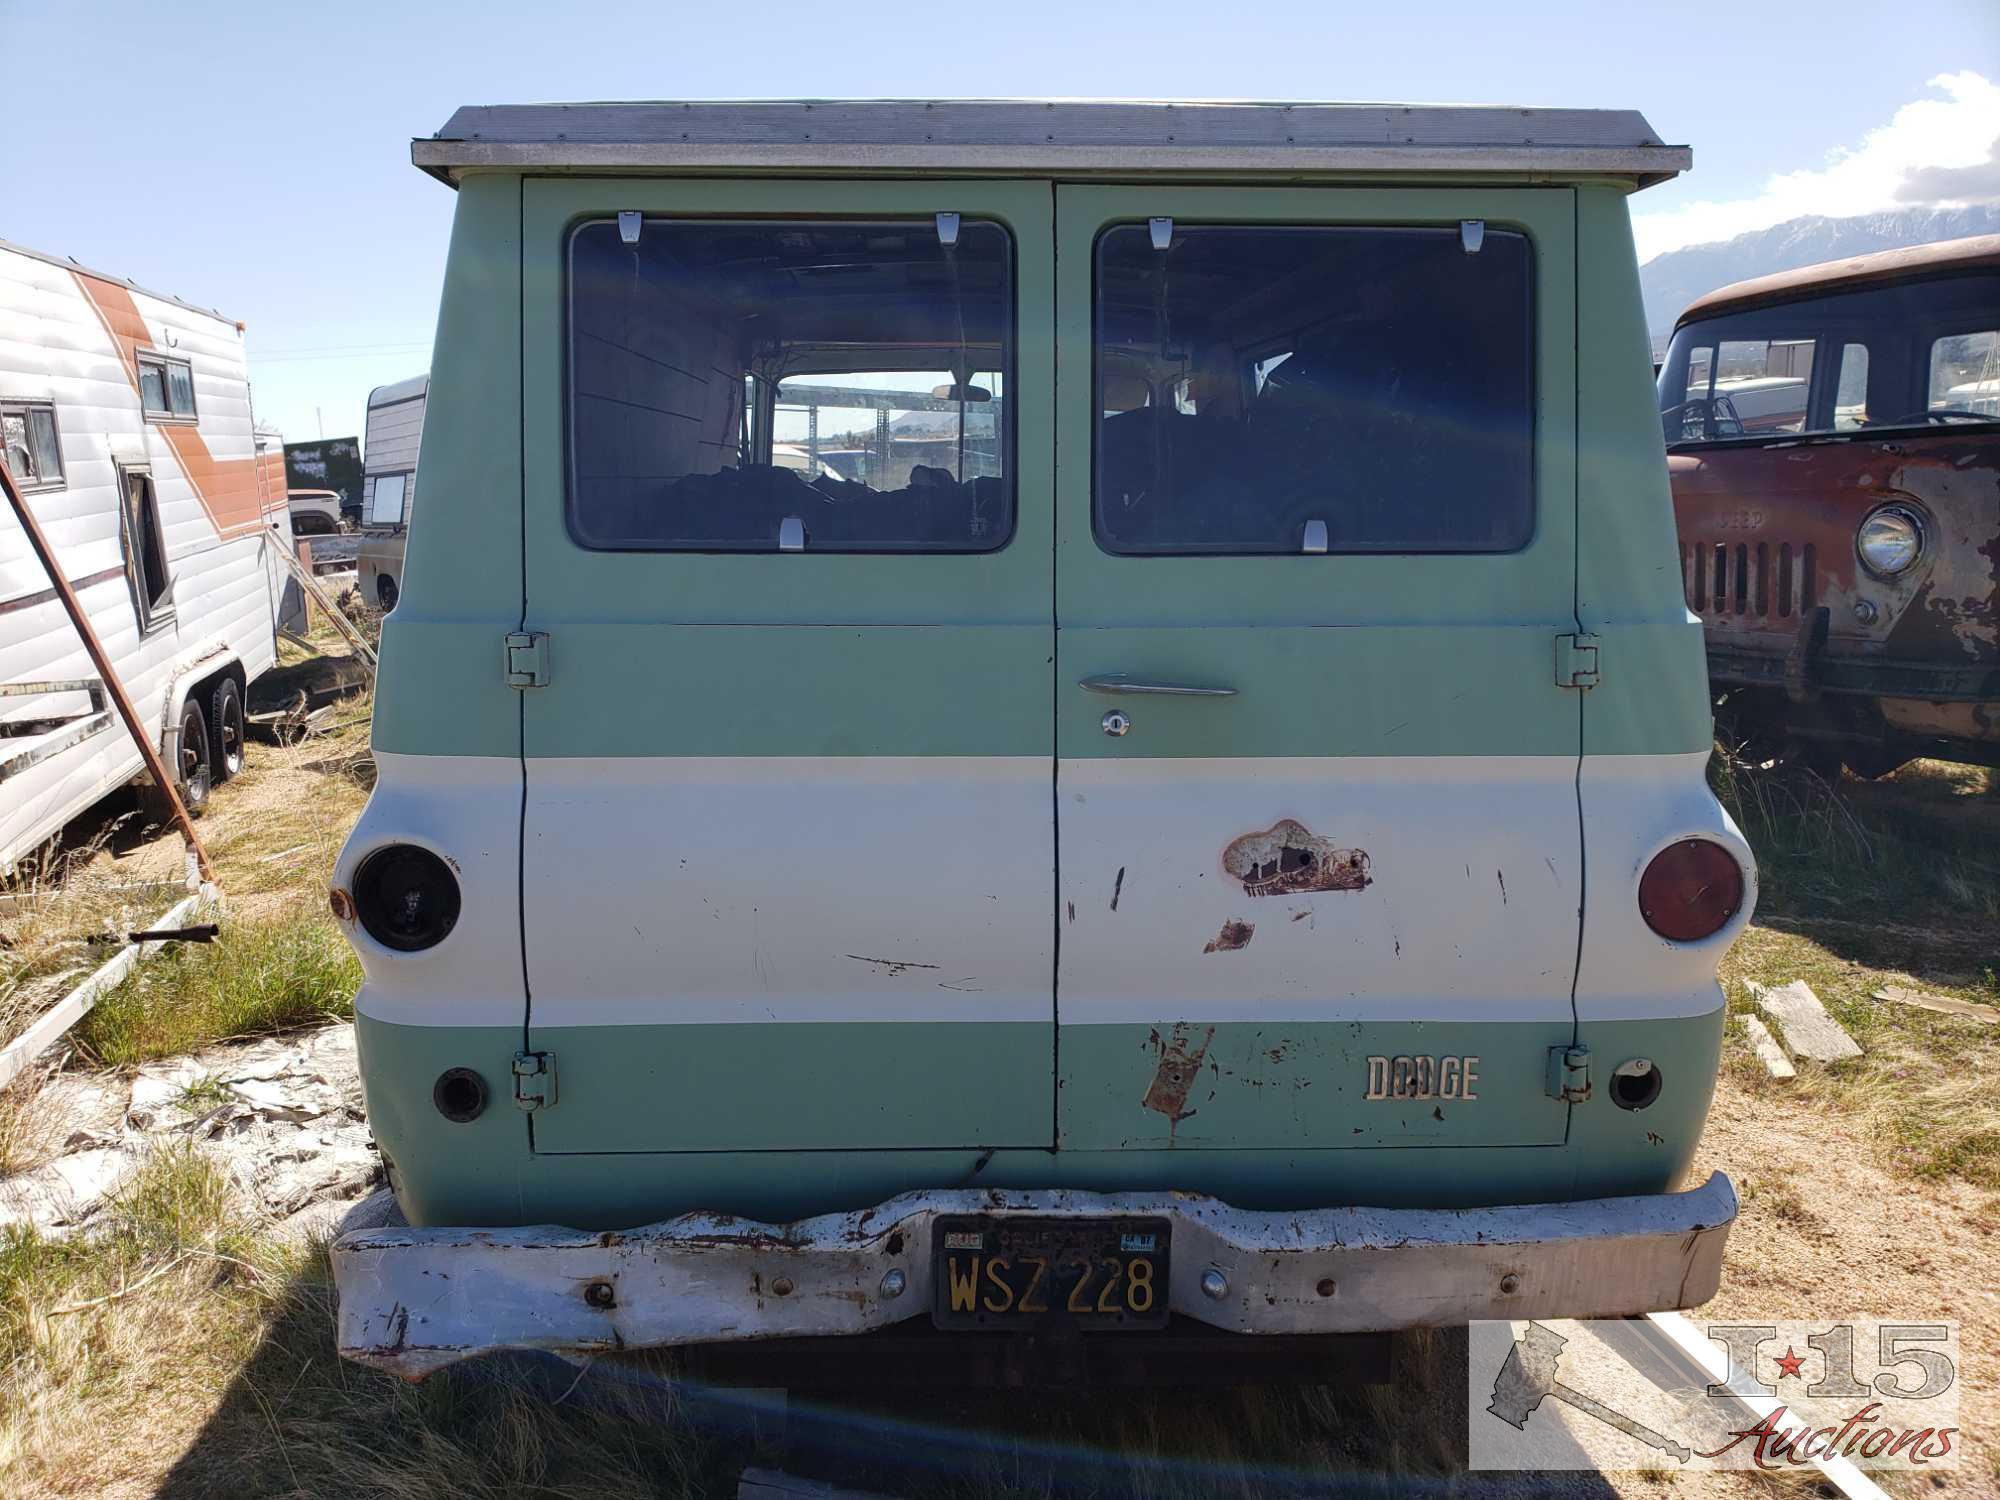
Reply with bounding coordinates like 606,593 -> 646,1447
333,103 -> 1746,1372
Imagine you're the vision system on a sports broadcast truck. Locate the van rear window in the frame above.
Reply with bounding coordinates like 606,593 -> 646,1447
566,218 -> 1013,553
1093,223 -> 1535,555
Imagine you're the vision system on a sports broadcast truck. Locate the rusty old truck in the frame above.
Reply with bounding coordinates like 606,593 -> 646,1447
1659,235 -> 2000,776
326,99 -> 1752,1384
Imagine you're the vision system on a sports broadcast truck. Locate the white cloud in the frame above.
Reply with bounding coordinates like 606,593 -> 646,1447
1633,71 -> 2000,263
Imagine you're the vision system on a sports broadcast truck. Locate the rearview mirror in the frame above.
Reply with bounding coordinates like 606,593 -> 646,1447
932,383 -> 992,403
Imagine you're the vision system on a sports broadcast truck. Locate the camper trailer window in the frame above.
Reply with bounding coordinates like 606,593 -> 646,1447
138,353 -> 197,421
566,217 -> 1014,553
119,470 -> 173,630
1092,223 -> 1535,555
2,404 -> 64,490
1,405 -> 63,490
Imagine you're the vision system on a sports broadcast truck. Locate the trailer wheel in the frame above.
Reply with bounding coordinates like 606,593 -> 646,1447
376,574 -> 399,610
210,676 -> 246,782
173,698 -> 212,817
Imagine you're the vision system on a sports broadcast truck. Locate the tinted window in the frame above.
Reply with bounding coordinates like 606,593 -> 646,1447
1660,271 -> 2000,443
567,218 -> 1013,552
1093,224 -> 1535,555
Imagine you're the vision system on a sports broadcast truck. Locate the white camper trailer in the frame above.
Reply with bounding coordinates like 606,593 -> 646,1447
0,238 -> 292,873
356,374 -> 425,609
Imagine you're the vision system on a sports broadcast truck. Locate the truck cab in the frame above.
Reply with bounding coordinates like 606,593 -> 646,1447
330,99 -> 1751,1380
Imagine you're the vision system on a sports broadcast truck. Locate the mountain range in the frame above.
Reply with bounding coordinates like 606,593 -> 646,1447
1638,204 -> 2000,338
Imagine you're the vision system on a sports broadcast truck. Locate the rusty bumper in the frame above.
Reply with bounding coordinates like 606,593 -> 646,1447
332,1173 -> 1737,1379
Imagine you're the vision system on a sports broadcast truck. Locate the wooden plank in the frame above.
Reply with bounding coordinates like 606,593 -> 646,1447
0,890 -> 212,1093
1873,985 -> 2000,1024
1750,979 -> 1863,1062
1739,1015 -> 1796,1079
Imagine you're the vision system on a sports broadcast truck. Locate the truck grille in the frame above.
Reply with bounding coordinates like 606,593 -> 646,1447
1682,541 -> 1817,620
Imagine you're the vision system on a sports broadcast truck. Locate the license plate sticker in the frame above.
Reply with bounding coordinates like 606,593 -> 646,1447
931,1216 -> 1171,1330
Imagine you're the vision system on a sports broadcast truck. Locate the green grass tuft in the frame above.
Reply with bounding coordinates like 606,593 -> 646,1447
74,907 -> 358,1066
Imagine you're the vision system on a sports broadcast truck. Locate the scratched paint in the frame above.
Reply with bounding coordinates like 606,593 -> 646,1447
1221,820 -> 1372,898
1202,918 -> 1255,953
1141,1024 -> 1215,1122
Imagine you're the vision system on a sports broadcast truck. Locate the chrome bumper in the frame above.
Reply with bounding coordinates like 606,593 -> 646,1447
332,1173 -> 1737,1379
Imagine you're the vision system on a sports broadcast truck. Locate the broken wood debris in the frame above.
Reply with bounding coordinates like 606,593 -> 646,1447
1871,985 -> 2000,1025
1738,1015 -> 1796,1080
1746,979 -> 1863,1062
0,887 -> 221,1094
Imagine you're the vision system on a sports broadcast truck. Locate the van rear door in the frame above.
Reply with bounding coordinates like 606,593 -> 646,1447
1052,186 -> 1582,1152
516,180 -> 1056,1154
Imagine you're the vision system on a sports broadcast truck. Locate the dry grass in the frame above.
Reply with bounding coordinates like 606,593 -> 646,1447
1715,755 -> 2000,1191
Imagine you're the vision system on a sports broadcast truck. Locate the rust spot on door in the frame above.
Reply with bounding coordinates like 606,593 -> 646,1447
1221,820 -> 1371,898
1202,918 -> 1255,953
1142,1024 -> 1214,1122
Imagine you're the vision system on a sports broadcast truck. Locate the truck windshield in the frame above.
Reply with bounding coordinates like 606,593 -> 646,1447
566,218 -> 1012,552
1659,271 -> 2000,447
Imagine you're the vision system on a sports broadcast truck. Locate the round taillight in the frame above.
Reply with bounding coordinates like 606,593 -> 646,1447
1638,839 -> 1744,943
353,844 -> 461,952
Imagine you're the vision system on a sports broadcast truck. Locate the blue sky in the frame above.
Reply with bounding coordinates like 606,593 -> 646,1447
3,0 -> 1995,442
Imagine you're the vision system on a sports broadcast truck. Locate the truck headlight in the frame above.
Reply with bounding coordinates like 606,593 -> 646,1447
1856,505 -> 1923,578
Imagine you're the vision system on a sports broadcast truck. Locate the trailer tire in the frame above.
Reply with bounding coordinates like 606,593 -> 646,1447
210,676 -> 246,782
376,574 -> 399,610
173,698 -> 212,817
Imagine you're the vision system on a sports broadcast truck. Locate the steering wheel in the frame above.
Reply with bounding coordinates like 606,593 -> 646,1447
1663,394 -> 1744,441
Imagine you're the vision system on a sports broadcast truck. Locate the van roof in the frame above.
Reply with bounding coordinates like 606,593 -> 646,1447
414,98 -> 1689,189
1676,234 -> 2000,326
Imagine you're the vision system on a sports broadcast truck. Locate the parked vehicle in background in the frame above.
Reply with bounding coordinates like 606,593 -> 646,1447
284,435 -> 363,525
287,488 -> 344,535
330,99 -> 1751,1384
357,374 -> 425,609
0,238 -> 292,872
1659,235 -> 2000,775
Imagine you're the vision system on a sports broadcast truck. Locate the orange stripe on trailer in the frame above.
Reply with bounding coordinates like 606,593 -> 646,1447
70,271 -> 272,540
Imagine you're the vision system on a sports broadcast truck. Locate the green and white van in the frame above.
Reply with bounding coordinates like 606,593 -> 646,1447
330,100 -> 1752,1380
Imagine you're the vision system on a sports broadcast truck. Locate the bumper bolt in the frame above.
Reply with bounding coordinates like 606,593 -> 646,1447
1499,1273 -> 1521,1295
583,1280 -> 615,1309
771,1276 -> 795,1297
1316,1278 -> 1337,1298
1199,1268 -> 1228,1300
880,1269 -> 907,1300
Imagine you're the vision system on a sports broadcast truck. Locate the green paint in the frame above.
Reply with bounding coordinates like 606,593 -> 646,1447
1058,1019 -> 1571,1149
528,1019 -> 1053,1153
358,1006 -> 1720,1229
1573,186 -> 1714,757
372,176 -> 524,761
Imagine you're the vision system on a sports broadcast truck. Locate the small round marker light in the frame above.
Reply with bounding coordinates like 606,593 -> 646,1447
1638,839 -> 1744,943
352,844 -> 461,952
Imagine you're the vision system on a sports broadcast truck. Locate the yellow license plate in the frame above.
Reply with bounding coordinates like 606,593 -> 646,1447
931,1216 -> 1171,1330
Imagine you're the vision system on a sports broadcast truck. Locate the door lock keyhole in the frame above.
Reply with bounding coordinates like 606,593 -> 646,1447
1102,710 -> 1132,738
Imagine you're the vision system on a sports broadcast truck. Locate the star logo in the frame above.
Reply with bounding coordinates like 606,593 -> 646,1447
1773,1346 -> 1807,1380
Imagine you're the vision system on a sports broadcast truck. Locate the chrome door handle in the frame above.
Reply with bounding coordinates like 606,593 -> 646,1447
1078,674 -> 1237,698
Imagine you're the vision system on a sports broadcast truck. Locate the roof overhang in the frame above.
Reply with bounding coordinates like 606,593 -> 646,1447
412,99 -> 1691,191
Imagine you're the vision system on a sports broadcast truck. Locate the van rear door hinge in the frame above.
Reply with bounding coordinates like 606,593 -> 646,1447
513,1051 -> 557,1112
504,631 -> 550,689
1555,632 -> 1601,690
1548,1045 -> 1591,1103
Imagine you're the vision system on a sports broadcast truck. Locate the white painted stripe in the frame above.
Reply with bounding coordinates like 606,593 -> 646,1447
347,749 -> 1748,1032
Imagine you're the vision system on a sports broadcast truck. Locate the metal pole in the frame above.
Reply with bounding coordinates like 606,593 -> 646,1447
0,454 -> 215,882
